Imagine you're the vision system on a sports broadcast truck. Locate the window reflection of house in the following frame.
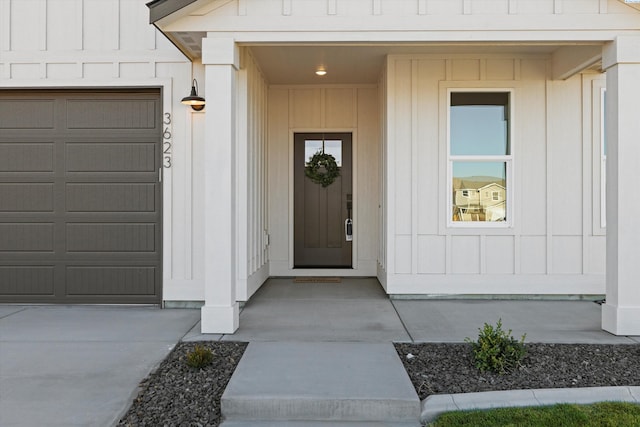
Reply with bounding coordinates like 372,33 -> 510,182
454,181 -> 505,221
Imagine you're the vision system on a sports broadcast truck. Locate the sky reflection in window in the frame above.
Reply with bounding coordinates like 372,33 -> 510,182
450,105 -> 508,156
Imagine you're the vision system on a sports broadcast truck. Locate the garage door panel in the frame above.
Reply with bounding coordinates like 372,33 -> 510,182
66,183 -> 155,212
0,183 -> 54,212
66,223 -> 156,252
0,223 -> 54,251
66,99 -> 156,129
0,266 -> 54,295
0,143 -> 54,172
0,90 -> 161,304
0,99 -> 55,129
66,142 -> 156,172
66,266 -> 156,295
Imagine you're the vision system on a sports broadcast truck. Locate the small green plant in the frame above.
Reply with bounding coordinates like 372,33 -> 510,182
185,345 -> 214,369
465,318 -> 526,374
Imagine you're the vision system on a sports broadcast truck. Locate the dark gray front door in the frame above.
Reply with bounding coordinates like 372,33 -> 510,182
0,90 -> 162,304
294,133 -> 352,268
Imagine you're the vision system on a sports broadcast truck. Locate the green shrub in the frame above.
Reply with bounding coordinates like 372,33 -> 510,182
465,319 -> 526,374
185,345 -> 214,369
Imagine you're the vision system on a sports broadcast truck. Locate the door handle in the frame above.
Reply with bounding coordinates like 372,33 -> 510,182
345,194 -> 353,241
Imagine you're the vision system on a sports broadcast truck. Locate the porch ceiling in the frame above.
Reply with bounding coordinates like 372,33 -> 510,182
247,44 -> 601,85
165,30 -> 604,84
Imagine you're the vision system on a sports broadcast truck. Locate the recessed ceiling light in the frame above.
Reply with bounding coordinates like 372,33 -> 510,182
315,69 -> 327,76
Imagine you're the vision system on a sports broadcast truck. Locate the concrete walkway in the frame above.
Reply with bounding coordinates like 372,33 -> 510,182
0,305 -> 199,427
221,342 -> 421,425
1,278 -> 639,426
184,278 -> 640,425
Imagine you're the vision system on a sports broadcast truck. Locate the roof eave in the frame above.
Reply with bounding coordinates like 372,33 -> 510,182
621,0 -> 640,11
147,0 -> 199,24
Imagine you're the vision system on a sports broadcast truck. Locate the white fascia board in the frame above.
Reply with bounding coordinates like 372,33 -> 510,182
173,30 -> 640,46
203,31 -> 640,44
161,13 -> 640,35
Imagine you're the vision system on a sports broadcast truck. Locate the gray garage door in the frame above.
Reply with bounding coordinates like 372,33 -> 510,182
0,90 -> 162,304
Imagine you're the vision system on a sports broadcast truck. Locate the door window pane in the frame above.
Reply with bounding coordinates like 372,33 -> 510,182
304,139 -> 342,167
323,140 -> 342,167
304,140 -> 323,165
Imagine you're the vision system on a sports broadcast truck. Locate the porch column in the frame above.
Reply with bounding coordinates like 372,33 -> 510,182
601,36 -> 640,335
200,37 -> 239,333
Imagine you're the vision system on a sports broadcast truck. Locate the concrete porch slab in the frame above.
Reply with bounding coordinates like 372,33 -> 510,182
220,278 -> 410,342
393,300 -> 637,344
252,277 -> 388,299
182,320 -> 223,342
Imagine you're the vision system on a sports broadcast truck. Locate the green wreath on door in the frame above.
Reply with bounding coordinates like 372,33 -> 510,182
305,152 -> 340,187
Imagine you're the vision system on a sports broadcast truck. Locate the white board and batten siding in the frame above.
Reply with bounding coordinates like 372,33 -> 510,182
166,0 -> 626,18
383,55 -> 607,296
236,49 -> 270,301
0,0 -> 205,302
163,0 -> 633,35
4,0 -> 634,304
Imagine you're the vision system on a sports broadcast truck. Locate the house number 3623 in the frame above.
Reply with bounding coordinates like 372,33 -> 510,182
163,112 -> 172,168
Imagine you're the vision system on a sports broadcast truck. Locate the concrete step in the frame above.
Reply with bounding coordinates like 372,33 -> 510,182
221,421 -> 420,426
221,342 -> 421,424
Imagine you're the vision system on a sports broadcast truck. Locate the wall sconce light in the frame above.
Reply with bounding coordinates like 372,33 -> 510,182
181,79 -> 206,111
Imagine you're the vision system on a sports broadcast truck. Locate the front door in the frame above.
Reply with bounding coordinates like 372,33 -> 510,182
294,133 -> 352,268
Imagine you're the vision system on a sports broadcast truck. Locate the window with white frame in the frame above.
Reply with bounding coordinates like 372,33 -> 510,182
449,91 -> 512,225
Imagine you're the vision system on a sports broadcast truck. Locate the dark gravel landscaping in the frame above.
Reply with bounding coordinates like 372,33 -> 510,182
118,341 -> 247,427
118,341 -> 640,426
395,343 -> 640,401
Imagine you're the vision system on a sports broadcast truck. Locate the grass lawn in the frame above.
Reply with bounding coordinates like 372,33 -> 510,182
430,402 -> 640,426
